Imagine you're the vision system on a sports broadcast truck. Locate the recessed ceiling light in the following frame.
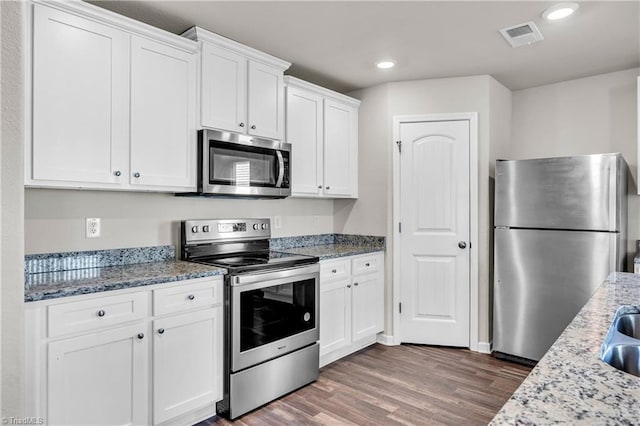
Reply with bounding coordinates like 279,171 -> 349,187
542,2 -> 579,20
376,60 -> 395,69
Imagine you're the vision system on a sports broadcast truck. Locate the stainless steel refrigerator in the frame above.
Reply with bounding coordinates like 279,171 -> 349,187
493,153 -> 627,362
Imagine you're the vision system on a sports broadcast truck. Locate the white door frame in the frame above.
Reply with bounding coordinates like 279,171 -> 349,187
392,112 -> 479,351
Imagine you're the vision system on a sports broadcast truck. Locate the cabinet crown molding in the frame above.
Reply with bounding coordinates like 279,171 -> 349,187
32,0 -> 198,52
284,76 -> 361,107
182,26 -> 291,71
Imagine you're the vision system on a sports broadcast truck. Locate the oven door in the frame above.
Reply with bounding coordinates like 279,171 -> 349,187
200,129 -> 290,197
230,263 -> 319,372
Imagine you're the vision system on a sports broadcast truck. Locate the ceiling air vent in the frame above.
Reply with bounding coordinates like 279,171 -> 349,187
499,21 -> 544,47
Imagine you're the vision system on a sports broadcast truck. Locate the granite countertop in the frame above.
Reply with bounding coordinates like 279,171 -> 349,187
271,234 -> 385,260
281,244 -> 384,260
24,246 -> 226,302
24,235 -> 385,302
490,272 -> 640,424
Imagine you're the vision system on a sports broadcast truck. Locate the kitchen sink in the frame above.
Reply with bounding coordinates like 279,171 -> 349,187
617,314 -> 640,339
600,306 -> 640,377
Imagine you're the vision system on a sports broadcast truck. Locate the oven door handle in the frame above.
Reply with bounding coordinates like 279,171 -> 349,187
275,150 -> 285,188
232,263 -> 320,287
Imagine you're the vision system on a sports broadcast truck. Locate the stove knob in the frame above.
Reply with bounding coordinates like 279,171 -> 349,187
191,226 -> 198,233
202,225 -> 210,233
253,224 -> 259,230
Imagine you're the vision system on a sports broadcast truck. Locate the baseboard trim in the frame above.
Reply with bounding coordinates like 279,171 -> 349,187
376,334 -> 396,346
478,341 -> 492,354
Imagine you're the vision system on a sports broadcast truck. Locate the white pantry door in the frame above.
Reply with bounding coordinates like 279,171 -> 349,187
399,120 -> 470,347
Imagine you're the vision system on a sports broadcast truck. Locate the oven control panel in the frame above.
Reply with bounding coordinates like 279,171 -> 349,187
182,218 -> 270,244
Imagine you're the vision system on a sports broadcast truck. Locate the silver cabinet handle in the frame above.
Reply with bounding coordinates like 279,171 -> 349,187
365,263 -> 370,267
113,171 -> 121,177
158,328 -> 165,334
239,122 -> 245,127
354,282 -> 359,286
251,125 -> 256,130
332,269 -> 337,273
133,172 -> 140,178
137,333 -> 144,340
458,241 -> 467,249
97,310 -> 106,317
326,186 -> 330,190
318,185 -> 322,189
347,284 -> 352,288
188,294 -> 195,300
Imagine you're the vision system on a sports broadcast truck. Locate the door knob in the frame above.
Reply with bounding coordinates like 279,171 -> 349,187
458,241 -> 467,249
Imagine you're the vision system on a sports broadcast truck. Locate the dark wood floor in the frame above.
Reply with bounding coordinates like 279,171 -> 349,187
199,344 -> 532,426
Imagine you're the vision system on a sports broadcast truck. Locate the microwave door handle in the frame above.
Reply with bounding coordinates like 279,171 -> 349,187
275,151 -> 284,188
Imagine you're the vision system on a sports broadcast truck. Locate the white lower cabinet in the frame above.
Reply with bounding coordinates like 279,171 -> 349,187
153,308 -> 223,424
25,277 -> 224,426
319,252 -> 384,367
48,323 -> 148,426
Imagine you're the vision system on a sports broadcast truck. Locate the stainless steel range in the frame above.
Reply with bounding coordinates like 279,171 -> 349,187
180,218 -> 320,419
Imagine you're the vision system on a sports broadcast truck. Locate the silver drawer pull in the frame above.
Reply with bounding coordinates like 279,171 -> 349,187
365,263 -> 370,267
332,269 -> 337,273
158,328 -> 165,334
354,282 -> 359,286
97,310 -> 106,317
137,333 -> 144,340
187,294 -> 195,301
347,284 -> 352,288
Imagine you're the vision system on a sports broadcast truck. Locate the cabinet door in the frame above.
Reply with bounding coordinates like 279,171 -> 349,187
248,61 -> 284,140
201,43 -> 247,133
31,4 -> 128,185
286,87 -> 323,196
130,36 -> 196,190
323,99 -> 358,197
319,278 -> 351,356
153,308 -> 222,424
48,323 -> 148,426
351,272 -> 384,342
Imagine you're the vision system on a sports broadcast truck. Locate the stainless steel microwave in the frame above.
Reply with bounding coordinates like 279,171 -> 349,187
196,129 -> 291,198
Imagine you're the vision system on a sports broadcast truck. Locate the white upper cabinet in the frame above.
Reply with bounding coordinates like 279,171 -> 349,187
286,86 -> 324,196
284,76 -> 360,198
183,27 -> 290,141
27,1 -> 198,192
248,61 -> 285,139
130,36 -> 196,190
201,43 -> 247,132
31,4 -> 128,186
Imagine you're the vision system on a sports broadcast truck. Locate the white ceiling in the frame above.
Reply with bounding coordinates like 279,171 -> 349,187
91,1 -> 640,93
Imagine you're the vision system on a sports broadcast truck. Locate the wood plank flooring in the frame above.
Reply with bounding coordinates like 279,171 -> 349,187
198,344 -> 532,426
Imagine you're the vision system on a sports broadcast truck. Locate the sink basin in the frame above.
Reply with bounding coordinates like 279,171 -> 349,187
601,345 -> 640,377
617,314 -> 640,339
600,306 -> 640,377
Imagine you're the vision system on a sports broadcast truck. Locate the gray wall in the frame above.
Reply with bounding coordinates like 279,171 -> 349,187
25,189 -> 335,254
511,68 -> 639,269
1,0 -> 25,417
337,75 -> 510,345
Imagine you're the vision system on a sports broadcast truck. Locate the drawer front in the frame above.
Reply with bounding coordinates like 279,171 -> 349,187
153,279 -> 222,316
352,253 -> 382,276
320,258 -> 351,282
48,292 -> 148,338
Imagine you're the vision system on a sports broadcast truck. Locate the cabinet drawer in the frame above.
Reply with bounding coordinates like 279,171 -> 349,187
352,253 -> 382,276
48,292 -> 148,338
320,258 -> 351,282
153,279 -> 221,316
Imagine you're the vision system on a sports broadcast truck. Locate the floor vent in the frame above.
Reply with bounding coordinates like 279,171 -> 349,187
499,21 -> 544,47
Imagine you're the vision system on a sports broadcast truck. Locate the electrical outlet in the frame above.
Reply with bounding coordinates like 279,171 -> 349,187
86,218 -> 101,238
273,216 -> 282,229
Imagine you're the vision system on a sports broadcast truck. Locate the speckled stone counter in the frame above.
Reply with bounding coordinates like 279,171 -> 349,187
25,246 -> 225,302
271,234 -> 385,260
490,272 -> 640,424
